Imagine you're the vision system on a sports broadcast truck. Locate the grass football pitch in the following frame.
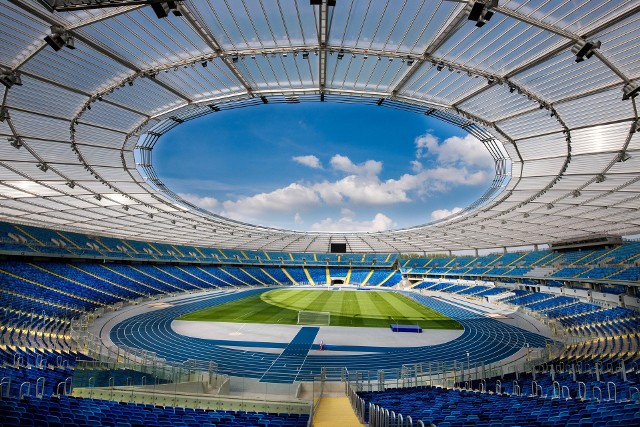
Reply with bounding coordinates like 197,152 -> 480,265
179,289 -> 461,329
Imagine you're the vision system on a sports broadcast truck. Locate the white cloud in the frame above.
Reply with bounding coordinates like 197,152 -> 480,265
292,155 -> 322,169
313,174 -> 412,206
294,212 -> 303,225
311,212 -> 395,232
221,183 -> 320,222
178,193 -> 219,210
414,132 -> 494,169
430,207 -> 463,221
330,154 -> 382,176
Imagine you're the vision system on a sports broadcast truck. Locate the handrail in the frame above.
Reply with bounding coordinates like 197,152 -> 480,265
56,381 -> 67,396
1,377 -> 11,398
561,385 -> 571,400
19,382 -> 30,399
480,379 -> 486,393
607,381 -> 616,403
531,381 -> 538,397
35,377 -> 45,398
495,379 -> 502,394
577,381 -> 586,400
629,386 -> 639,402
513,384 -> 521,397
593,386 -> 602,402
552,381 -> 560,399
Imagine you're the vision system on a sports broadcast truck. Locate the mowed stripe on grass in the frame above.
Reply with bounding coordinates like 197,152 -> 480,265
178,289 -> 462,330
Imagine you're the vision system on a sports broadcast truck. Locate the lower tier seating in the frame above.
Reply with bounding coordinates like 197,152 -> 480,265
0,395 -> 310,427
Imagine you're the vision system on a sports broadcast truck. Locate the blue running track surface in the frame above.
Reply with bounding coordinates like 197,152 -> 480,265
259,327 -> 319,383
110,289 -> 552,383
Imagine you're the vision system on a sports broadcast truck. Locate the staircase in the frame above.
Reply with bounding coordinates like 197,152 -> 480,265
313,396 -> 363,426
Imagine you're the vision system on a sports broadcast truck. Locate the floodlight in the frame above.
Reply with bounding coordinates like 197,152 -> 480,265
37,162 -> 48,172
310,0 -> 321,4
201,61 -> 207,67
207,104 -> 220,112
622,82 -> 639,101
0,72 -> 23,88
523,213 -> 530,218
231,54 -> 239,63
407,59 -> 414,66
44,33 -> 65,51
436,63 -> 444,71
618,152 -> 631,162
151,1 -> 182,19
8,137 -> 22,149
65,36 -> 76,50
467,1 -> 496,27
595,174 -> 606,183
571,39 -> 600,63
327,0 -> 336,5
572,190 -> 581,198
260,96 -> 268,104
468,2 -> 485,21
66,181 -> 75,189
0,107 -> 8,122
546,203 -> 554,209
302,52 -> 309,59
94,194 -> 101,201
44,26 -> 75,51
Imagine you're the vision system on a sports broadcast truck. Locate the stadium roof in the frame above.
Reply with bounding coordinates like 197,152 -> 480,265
0,0 -> 639,253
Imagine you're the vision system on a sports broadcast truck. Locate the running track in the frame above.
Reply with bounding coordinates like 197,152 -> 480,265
109,288 -> 550,383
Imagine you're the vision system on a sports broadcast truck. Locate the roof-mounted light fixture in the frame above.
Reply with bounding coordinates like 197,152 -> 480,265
0,71 -> 23,88
595,174 -> 606,183
571,39 -> 601,63
572,190 -> 581,198
8,136 -> 22,149
618,151 -> 631,162
37,162 -> 48,172
66,180 -> 75,189
94,194 -> 102,201
44,26 -> 75,51
467,1 -> 497,28
622,82 -> 639,101
151,1 -> 183,19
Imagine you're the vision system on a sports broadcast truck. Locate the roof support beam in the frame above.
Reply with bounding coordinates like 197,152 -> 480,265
391,4 -> 469,96
178,3 -> 254,95
317,0 -> 330,95
7,0 -> 191,103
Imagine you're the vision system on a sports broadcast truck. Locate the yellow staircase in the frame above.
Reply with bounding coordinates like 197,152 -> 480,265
312,397 -> 363,427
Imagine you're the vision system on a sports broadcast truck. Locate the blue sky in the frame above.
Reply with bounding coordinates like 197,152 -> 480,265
153,103 -> 495,232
